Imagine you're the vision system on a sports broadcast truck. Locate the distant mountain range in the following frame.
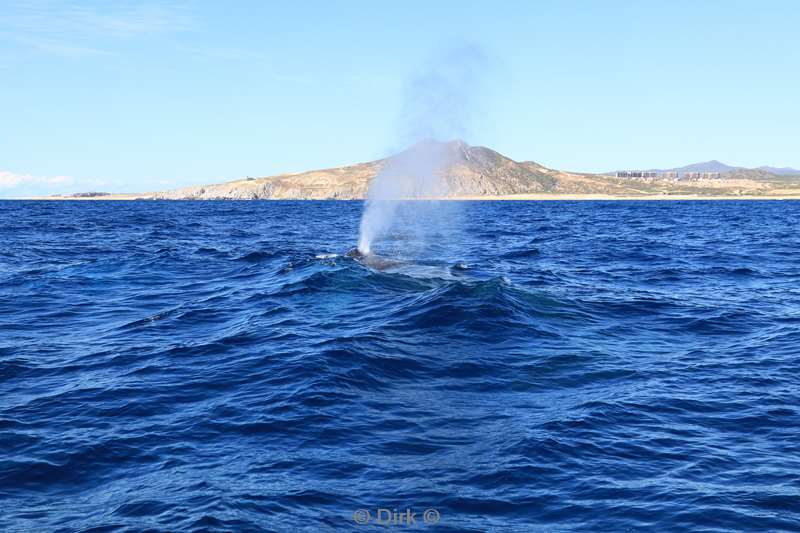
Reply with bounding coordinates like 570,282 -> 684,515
34,140 -> 800,200
755,165 -> 800,176
637,160 -> 800,175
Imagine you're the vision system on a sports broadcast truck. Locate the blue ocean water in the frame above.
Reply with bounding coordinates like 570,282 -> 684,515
1,199 -> 799,532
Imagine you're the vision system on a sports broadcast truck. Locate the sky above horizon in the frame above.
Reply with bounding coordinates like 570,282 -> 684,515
2,0 -> 799,197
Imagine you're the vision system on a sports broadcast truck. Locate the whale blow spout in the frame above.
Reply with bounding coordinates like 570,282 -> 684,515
345,247 -> 366,260
356,238 -> 371,257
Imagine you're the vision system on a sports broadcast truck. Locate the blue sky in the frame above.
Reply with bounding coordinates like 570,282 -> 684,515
1,0 -> 799,197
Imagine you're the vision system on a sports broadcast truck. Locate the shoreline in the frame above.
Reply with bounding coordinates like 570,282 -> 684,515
16,194 -> 800,201
447,194 -> 800,201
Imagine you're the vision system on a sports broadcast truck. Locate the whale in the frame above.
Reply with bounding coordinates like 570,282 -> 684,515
345,248 -> 404,270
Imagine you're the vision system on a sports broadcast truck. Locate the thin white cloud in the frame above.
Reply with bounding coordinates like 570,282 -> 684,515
0,170 -> 73,189
0,1 -> 194,57
73,4 -> 194,36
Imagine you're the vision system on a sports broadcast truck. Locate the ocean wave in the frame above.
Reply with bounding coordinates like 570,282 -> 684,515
2,200 -> 800,531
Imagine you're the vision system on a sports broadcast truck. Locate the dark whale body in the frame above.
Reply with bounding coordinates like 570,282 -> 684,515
345,248 -> 404,270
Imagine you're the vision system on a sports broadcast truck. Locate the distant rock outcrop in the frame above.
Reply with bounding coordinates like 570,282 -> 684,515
66,192 -> 111,198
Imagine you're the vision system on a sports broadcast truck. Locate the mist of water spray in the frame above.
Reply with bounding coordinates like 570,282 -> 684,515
357,45 -> 489,256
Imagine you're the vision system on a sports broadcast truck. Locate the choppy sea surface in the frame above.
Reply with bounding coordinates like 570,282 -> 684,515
1,200 -> 799,532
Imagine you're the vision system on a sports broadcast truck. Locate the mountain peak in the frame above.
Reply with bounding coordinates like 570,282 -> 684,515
397,138 -> 496,165
675,160 -> 737,173
406,138 -> 470,152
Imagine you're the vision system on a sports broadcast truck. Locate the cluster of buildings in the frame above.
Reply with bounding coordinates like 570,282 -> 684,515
615,170 -> 722,180
616,171 -> 659,178
682,172 -> 723,179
